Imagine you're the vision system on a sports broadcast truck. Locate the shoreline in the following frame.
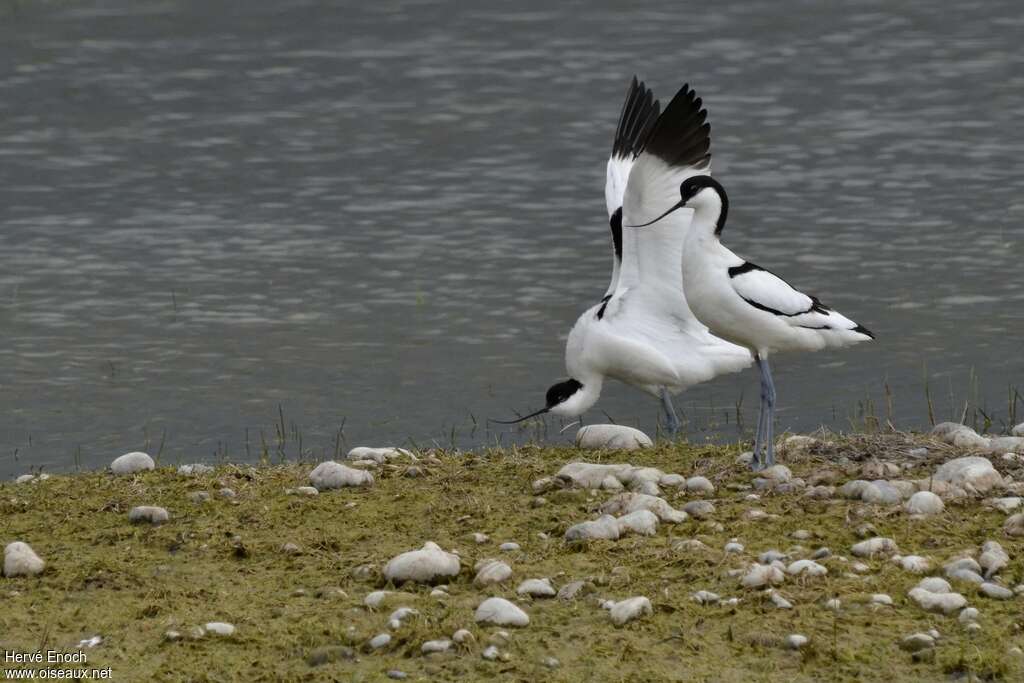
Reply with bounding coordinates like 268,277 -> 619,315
3,427 -> 1024,681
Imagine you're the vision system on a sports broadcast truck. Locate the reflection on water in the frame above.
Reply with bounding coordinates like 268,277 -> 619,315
1,0 -> 1022,476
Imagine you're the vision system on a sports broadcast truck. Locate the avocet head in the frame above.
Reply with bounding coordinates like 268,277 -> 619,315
628,175 -> 727,229
491,378 -> 593,424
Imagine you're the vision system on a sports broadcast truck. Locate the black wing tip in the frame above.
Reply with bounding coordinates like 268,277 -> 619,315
852,324 -> 875,339
612,75 -> 660,160
640,81 -> 712,170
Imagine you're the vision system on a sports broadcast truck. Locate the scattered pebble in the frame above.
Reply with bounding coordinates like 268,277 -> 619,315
769,591 -> 793,609
787,560 -> 827,577
187,491 -> 210,504
280,542 -> 301,555
900,633 -> 935,652
691,590 -> 720,605
177,464 -> 213,476
565,515 -> 620,541
452,629 -> 474,644
682,500 -> 715,519
110,451 -> 155,475
724,541 -> 745,554
288,486 -> 319,496
128,506 -> 169,525
575,424 -> 652,450
387,671 -> 407,680
871,594 -> 893,606
364,591 -> 391,608
932,456 -> 1002,493
421,639 -> 452,654
959,607 -> 980,623
791,529 -> 812,540
785,634 -> 809,650
204,622 -> 235,637
542,656 -> 560,669
1004,513 -> 1024,537
979,540 -> 1009,578
616,509 -> 659,536
3,542 -> 45,577
474,560 -> 512,586
383,542 -> 461,584
77,636 -> 102,649
741,563 -> 785,588
989,497 -> 1022,513
905,491 -> 944,515
824,598 -> 841,611
979,582 -> 1014,600
894,555 -> 931,573
482,645 -> 500,661
759,550 -> 788,564
475,598 -> 529,627
557,580 -> 594,601
499,542 -> 521,551
346,447 -> 412,464
851,537 -> 898,557
517,578 -> 556,598
686,476 -> 715,494
908,586 -> 967,614
369,633 -> 391,649
308,461 -> 374,490
606,596 -> 653,625
599,492 -> 687,523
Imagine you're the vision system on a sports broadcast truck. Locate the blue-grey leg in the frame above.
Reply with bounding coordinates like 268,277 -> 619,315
660,387 -> 680,437
760,357 -> 777,467
752,368 -> 768,470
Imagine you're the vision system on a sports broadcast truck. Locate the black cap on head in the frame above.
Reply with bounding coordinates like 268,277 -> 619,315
545,379 -> 583,408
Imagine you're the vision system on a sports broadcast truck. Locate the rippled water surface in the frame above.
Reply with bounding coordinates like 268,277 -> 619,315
1,0 -> 1022,476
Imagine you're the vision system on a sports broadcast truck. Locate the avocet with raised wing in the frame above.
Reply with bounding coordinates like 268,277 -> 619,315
495,78 -> 751,434
630,174 -> 874,467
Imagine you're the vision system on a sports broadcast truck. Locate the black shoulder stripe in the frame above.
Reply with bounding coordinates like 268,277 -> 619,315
852,323 -> 875,339
639,83 -> 711,170
612,77 -> 661,161
727,262 -> 763,278
596,294 -> 612,320
609,207 -> 623,260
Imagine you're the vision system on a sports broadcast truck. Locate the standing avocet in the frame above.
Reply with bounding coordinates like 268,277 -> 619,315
630,175 -> 875,468
495,79 -> 751,434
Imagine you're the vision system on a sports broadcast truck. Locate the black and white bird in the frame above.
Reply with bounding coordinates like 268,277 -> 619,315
630,174 -> 875,468
495,78 -> 751,433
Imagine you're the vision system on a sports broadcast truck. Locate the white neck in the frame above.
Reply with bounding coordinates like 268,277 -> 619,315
689,189 -> 724,239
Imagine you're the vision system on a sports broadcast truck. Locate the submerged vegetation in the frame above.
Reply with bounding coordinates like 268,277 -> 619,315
2,433 -> 1024,681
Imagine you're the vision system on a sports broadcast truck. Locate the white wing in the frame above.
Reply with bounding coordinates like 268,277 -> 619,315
603,77 -> 660,298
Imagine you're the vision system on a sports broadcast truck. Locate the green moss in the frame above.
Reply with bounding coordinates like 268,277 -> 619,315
1,437 -> 1022,681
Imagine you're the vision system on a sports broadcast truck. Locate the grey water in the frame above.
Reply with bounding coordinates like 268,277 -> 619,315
1,0 -> 1022,477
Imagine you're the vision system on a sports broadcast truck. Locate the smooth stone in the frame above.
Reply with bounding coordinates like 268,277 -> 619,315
369,633 -> 391,649
218,488 -> 236,498
128,506 -> 169,525
1004,513 -> 1024,537
989,497 -> 1022,513
660,473 -> 686,488
900,633 -> 935,652
204,622 -> 235,636
616,509 -> 659,536
516,578 -> 556,598
948,568 -> 985,584
908,588 -> 967,614
933,456 -> 1002,493
452,629 -> 474,643
691,590 -> 720,605
599,492 -> 687,523
383,542 -> 460,584
769,591 -> 793,609
741,563 -> 785,588
791,529 -> 812,540
761,465 -> 793,483
187,491 -> 210,503
557,580 -> 594,601
292,486 -> 319,496
309,461 -> 374,490
930,422 -> 991,450
421,639 -> 452,654
759,550 -> 788,564
824,598 -> 841,611
475,598 -> 529,627
3,542 -> 45,577
177,464 -> 214,476
499,542 -> 520,551
989,436 -> 1024,454
979,582 -> 1014,600
905,491 -> 944,515
785,634 -> 809,650
917,577 -> 953,593
804,485 -> 835,499
387,671 -> 407,680
280,542 -> 301,555
812,547 -> 831,560
110,451 -> 154,475
851,537 -> 898,557
724,541 -> 745,554
682,500 -> 715,519
979,541 -> 1009,578
15,474 -> 35,484
364,591 -> 391,608
481,645 -> 499,660
565,515 -> 621,541
779,435 -> 819,454
607,596 -> 653,625
347,447 -> 412,464
686,476 -> 715,494
575,424 -> 653,450
871,594 -> 894,606
388,607 -> 419,626
474,560 -> 512,586
554,462 -> 631,488
787,560 -> 827,577
895,555 -> 931,573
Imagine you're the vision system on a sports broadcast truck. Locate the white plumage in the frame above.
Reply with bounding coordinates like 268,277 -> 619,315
495,79 -> 751,432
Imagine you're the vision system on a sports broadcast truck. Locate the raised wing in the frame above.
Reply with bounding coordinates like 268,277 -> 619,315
618,83 -> 711,293
603,77 -> 660,298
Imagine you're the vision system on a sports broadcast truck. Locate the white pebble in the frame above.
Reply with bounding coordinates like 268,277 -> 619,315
932,456 -> 1002,493
204,622 -> 235,637
15,474 -> 35,484
659,473 -> 686,488
369,633 -> 391,649
959,607 -> 980,623
759,550 -> 788,564
979,582 -> 1014,600
616,509 -> 660,536
599,492 -> 687,523
691,590 -> 720,605
894,555 -> 931,573
871,594 -> 893,606
481,645 -> 500,660
499,542 -> 520,551
517,578 -> 556,598
565,515 -> 621,541
905,491 -> 944,515
364,591 -> 391,608
607,596 -> 653,625
1004,513 -> 1024,537
917,577 -> 953,593
741,563 -> 785,588
421,639 -> 452,654
475,598 -> 529,627
989,497 -> 1022,513
291,486 -> 319,496
724,541 -> 745,554
347,447 -> 412,464
474,560 -> 512,586
900,633 -> 935,652
388,607 -> 418,627
685,476 -> 715,494
682,500 -> 716,519
128,506 -> 169,525
308,461 -> 374,490
851,537 -> 898,557
177,463 -> 213,476
110,451 -> 154,475
452,629 -> 474,643
575,424 -> 652,450
979,540 -> 1009,578
824,598 -> 841,611
908,587 -> 967,614
384,542 -> 460,584
785,634 -> 809,650
786,560 -> 827,577
3,542 -> 45,577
